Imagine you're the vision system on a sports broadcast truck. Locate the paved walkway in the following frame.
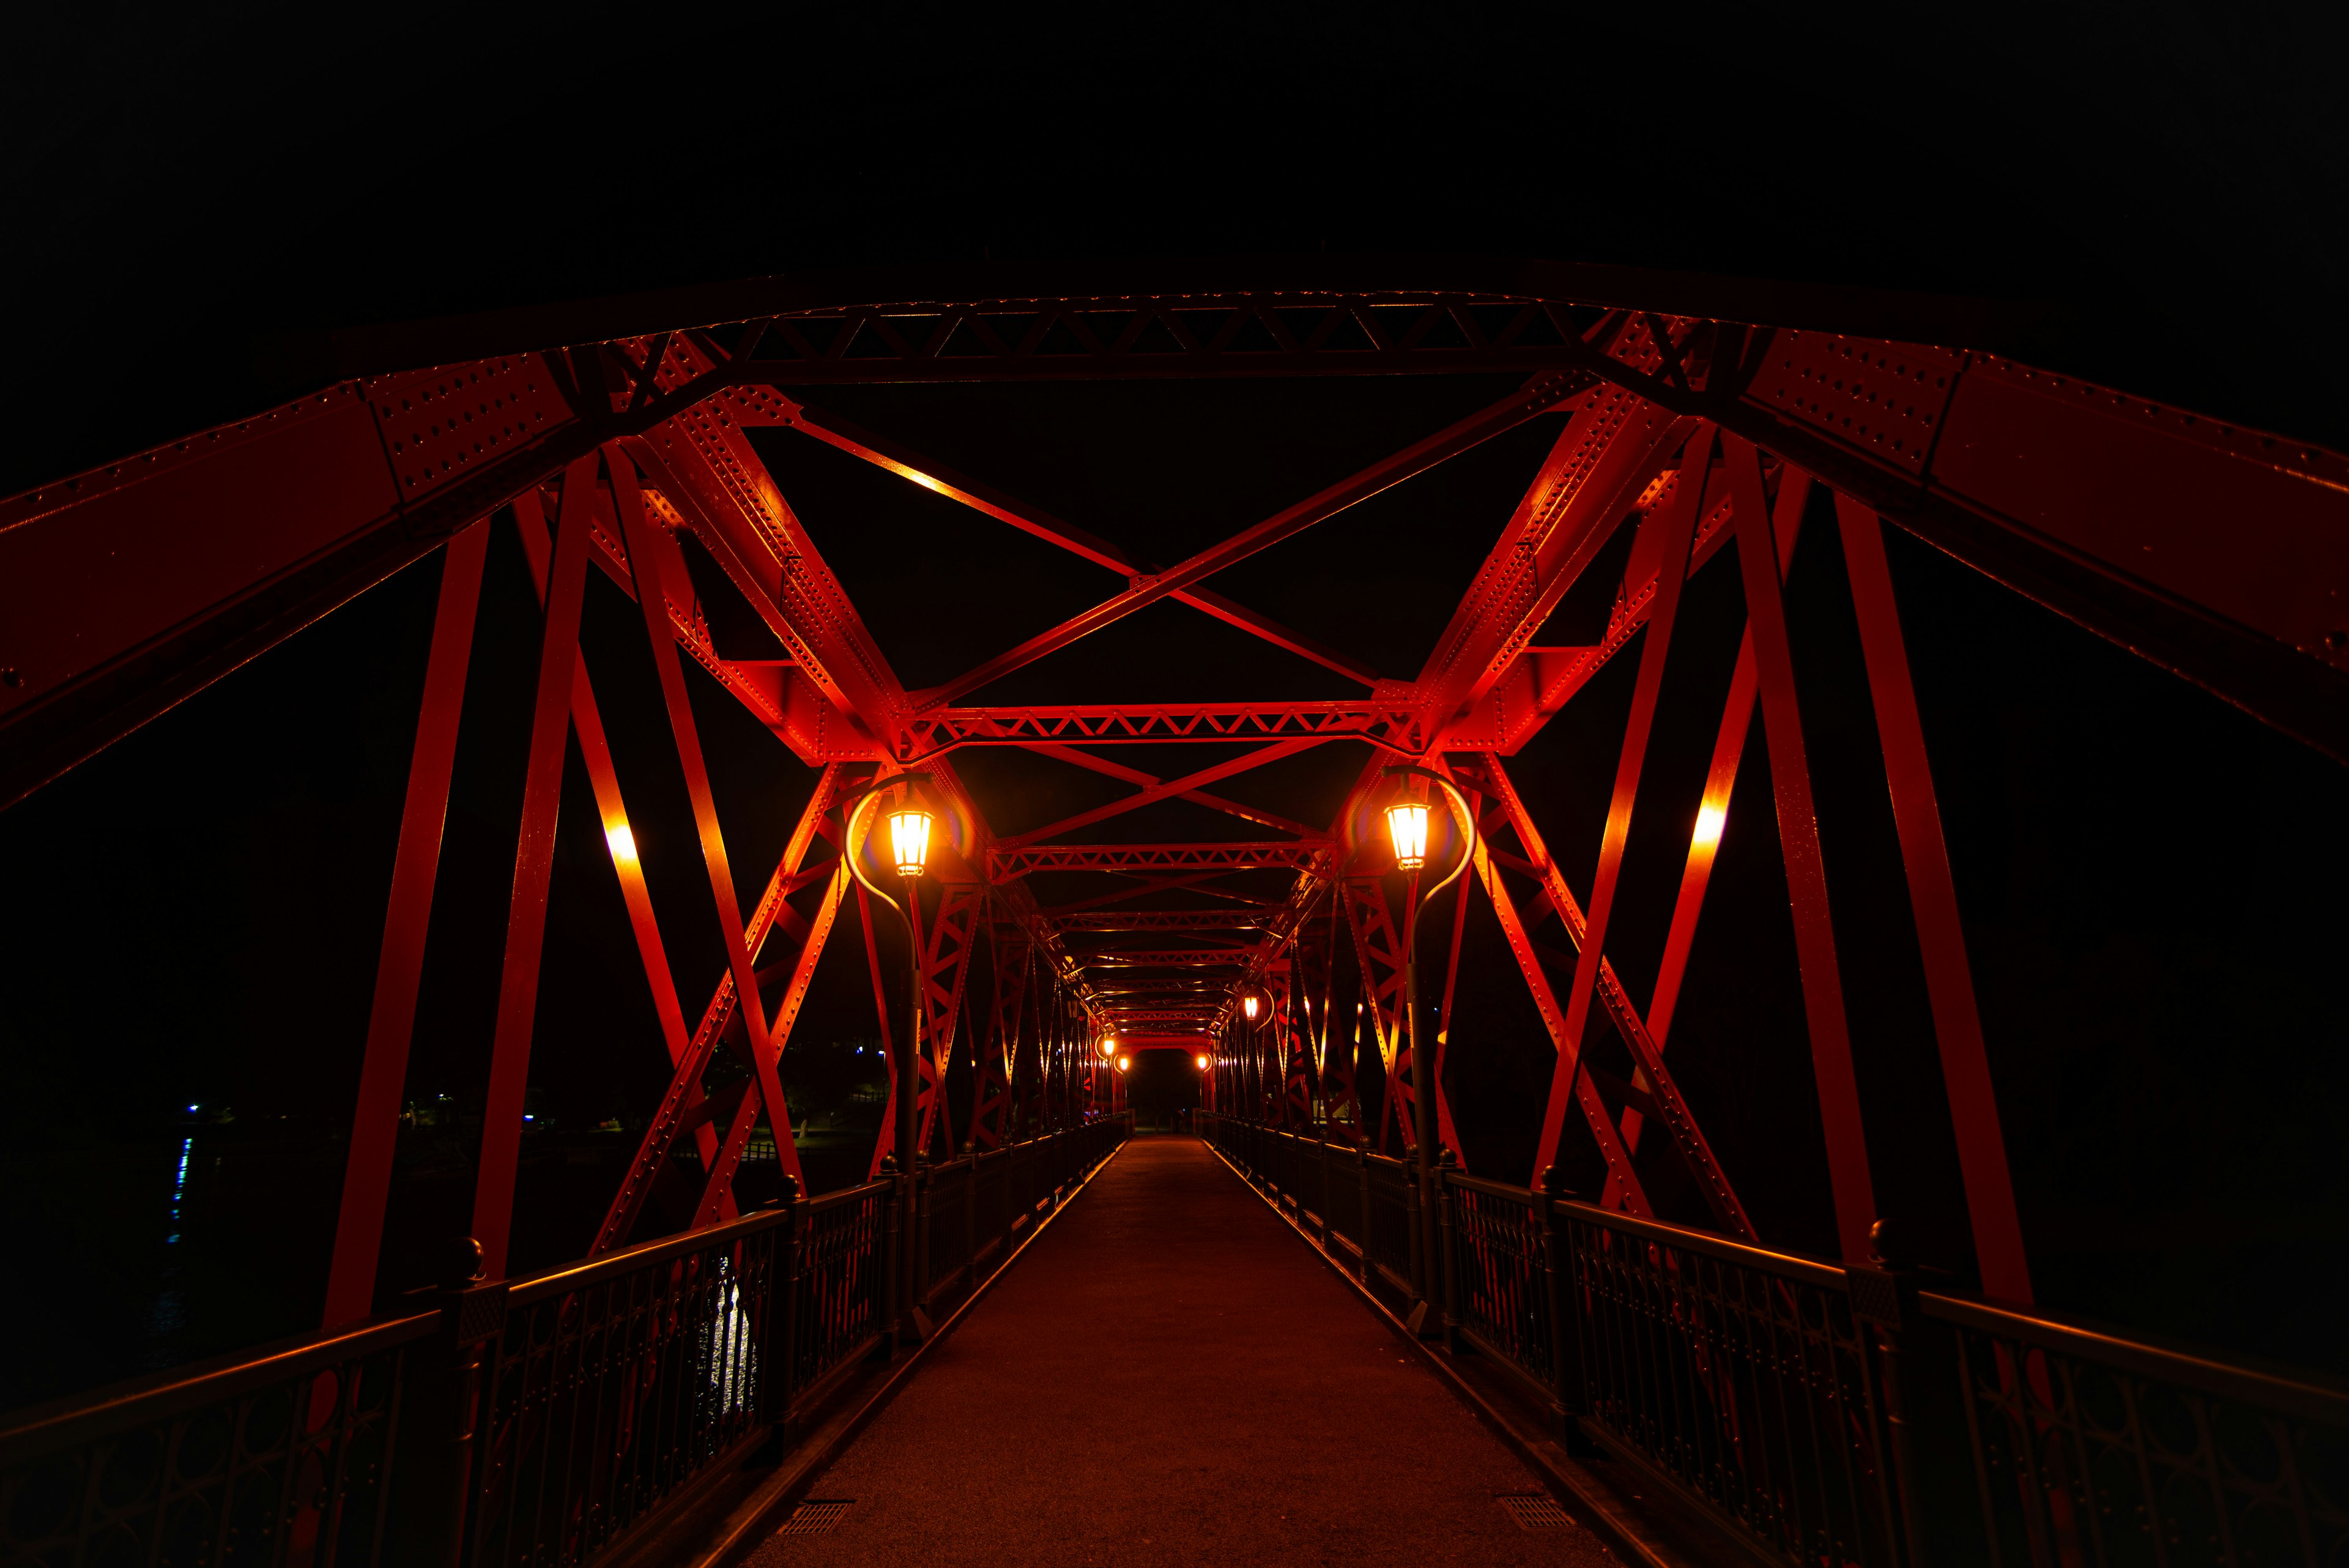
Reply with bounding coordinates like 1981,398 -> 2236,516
745,1135 -> 1611,1567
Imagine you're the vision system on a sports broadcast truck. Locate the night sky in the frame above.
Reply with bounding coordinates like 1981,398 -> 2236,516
4,4 -> 2347,1408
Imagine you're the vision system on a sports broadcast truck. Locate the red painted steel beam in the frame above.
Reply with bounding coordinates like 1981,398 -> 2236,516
1456,464 -> 1745,753
320,519 -> 489,1328
472,455 -> 597,1277
1074,949 -> 1256,967
1611,469 -> 1808,1208
772,397 -> 1382,689
621,426 -> 893,752
612,453 -> 804,1197
507,490 -> 741,1238
1464,835 -> 1651,1210
908,700 -> 1420,758
996,737 -> 1326,849
1416,337 -> 1692,746
1031,873 -> 1237,918
1457,754 -> 1749,1234
1048,909 -> 1288,932
724,292 -> 1597,385
603,771 -> 851,1252
992,841 -> 1329,879
1726,435 -> 1877,1264
918,375 -> 1589,708
1019,742 -> 1323,839
20,265 -> 2349,818
1838,491 -> 2032,1303
1538,423 -> 1712,1177
0,359 -> 582,809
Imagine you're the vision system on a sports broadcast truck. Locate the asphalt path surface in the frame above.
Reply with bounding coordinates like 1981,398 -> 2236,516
744,1134 -> 1612,1567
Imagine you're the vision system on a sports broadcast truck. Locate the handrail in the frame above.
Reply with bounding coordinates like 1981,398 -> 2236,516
0,1306 -> 438,1462
1200,1107 -> 2349,1568
0,1115 -> 1131,1568
505,1194 -> 793,1306
806,1173 -> 894,1214
1920,1288 -> 2349,1427
1549,1191 -> 1850,1290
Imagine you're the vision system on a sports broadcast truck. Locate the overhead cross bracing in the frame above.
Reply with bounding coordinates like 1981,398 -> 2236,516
5,257 -> 2345,1329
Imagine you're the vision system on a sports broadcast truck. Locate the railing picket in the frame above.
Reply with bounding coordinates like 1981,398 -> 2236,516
1196,1115 -> 2349,1568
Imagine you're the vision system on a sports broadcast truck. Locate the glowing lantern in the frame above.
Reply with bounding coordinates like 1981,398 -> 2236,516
1118,1056 -> 1131,1072
1195,1053 -> 1209,1070
1100,1038 -> 1117,1059
887,807 -> 933,877
1386,801 -> 1430,872
1242,995 -> 1260,1022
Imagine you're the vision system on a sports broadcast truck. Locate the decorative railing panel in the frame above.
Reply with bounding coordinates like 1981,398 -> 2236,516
1196,1112 -> 2349,1568
922,1162 -> 974,1306
1447,1176 -> 1553,1390
1363,1154 -> 1416,1292
1,1117 -> 1127,1568
469,1215 -> 787,1568
793,1180 -> 889,1395
1930,1295 -> 2349,1568
1559,1207 -> 1897,1566
0,1314 -> 434,1568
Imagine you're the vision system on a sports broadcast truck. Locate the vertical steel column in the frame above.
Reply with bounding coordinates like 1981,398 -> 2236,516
321,519 -> 490,1328
758,1178 -> 804,1433
1838,494 -> 2033,1304
610,455 -> 801,1197
1401,861 -> 1434,1304
1534,424 -> 1712,1180
900,866 -> 923,1335
1725,436 -> 1877,1263
473,455 -> 598,1278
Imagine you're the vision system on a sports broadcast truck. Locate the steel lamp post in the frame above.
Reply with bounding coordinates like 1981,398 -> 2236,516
1374,765 -> 1475,1320
843,773 -> 935,1345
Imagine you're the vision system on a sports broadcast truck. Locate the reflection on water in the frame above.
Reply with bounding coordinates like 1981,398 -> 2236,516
2,1123 -> 877,1416
707,1262 -> 754,1418
166,1137 -> 191,1245
150,1135 -> 196,1342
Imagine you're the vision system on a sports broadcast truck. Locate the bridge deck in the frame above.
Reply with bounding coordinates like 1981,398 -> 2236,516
746,1134 -> 1609,1566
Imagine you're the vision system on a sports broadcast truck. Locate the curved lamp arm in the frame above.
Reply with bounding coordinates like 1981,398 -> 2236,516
1375,764 -> 1477,908
837,770 -> 933,932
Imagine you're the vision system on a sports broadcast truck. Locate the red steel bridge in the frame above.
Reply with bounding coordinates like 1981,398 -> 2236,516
1,259 -> 2346,1567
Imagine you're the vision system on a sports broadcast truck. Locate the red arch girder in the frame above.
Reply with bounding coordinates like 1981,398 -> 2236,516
15,262 -> 2340,1310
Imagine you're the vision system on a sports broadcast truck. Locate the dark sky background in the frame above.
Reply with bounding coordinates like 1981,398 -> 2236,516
7,1 -> 2349,492
3,2 -> 2347,1406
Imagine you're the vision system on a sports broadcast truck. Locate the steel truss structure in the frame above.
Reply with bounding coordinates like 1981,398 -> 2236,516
7,258 -> 2345,1326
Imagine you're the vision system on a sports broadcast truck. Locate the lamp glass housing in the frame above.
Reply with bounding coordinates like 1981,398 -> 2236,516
887,808 -> 933,877
1242,995 -> 1259,1021
1118,1057 -> 1130,1072
1386,801 -> 1430,872
1195,1053 -> 1209,1070
1100,1038 -> 1116,1059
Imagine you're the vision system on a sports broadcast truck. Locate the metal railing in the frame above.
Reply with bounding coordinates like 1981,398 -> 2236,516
1198,1112 -> 2349,1568
1207,1115 -> 1416,1295
0,1115 -> 1128,1568
908,1119 -> 1130,1315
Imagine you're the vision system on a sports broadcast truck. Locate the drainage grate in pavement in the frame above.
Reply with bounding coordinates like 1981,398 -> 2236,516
779,1500 -> 855,1535
1499,1493 -> 1576,1531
